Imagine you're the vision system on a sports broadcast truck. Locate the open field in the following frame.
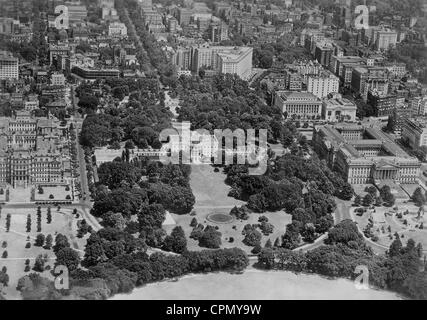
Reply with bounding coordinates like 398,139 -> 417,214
34,185 -> 73,201
0,207 -> 88,300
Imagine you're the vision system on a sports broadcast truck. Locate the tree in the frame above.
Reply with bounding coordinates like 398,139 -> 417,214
97,162 -> 142,190
101,212 -> 127,231
78,94 -> 99,112
354,194 -> 362,206
26,214 -> 31,232
380,186 -> 395,207
47,209 -> 52,224
243,229 -> 262,247
325,220 -> 364,246
53,234 -> 70,254
44,234 -> 53,250
338,183 -> 354,200
362,193 -> 373,207
190,217 -> 198,227
412,187 -> 426,207
251,243 -> 262,254
389,237 -> 403,257
33,255 -> 45,272
163,226 -> 187,254
198,226 -> 222,249
55,247 -> 81,272
34,234 -> 45,247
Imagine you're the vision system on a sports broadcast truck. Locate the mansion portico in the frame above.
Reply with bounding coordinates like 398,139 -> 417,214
313,124 -> 420,185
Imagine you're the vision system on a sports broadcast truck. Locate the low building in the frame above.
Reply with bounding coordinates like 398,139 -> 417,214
274,91 -> 322,119
322,93 -> 357,122
71,66 -> 119,80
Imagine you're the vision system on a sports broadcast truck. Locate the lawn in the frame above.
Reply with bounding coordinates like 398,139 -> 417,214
164,164 -> 292,253
0,207 -> 88,300
352,204 -> 427,251
35,186 -> 73,201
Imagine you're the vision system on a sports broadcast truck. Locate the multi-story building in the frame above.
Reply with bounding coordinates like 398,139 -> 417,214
49,44 -> 70,66
191,45 -> 253,80
0,53 -> 18,80
210,22 -> 228,43
374,29 -> 398,51
141,7 -> 163,25
50,72 -> 65,86
409,95 -> 427,116
168,17 -> 178,33
273,91 -> 322,119
313,123 -> 420,184
67,5 -> 88,23
71,66 -> 119,80
283,68 -> 303,91
367,91 -> 397,118
351,66 -> 389,100
307,69 -> 339,99
314,42 -> 334,67
322,93 -> 357,122
0,111 -> 69,188
329,55 -> 365,86
384,62 -> 407,78
286,60 -> 322,82
172,47 -> 192,71
108,22 -> 127,37
178,8 -> 192,26
402,118 -> 427,149
0,17 -> 15,34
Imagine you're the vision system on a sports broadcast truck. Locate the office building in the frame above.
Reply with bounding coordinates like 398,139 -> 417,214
191,45 -> 253,80
322,93 -> 357,122
307,69 -> 339,99
402,118 -> 427,149
313,124 -> 420,184
273,91 -> 322,119
0,53 -> 18,80
0,111 -> 69,188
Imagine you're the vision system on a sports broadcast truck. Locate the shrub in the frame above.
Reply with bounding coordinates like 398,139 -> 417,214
25,242 -> 31,249
2,251 -> 7,258
49,194 -> 54,199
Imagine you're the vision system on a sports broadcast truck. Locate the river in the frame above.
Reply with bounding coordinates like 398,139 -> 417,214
110,269 -> 400,300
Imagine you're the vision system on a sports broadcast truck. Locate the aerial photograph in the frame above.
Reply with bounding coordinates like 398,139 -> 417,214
0,0 -> 426,306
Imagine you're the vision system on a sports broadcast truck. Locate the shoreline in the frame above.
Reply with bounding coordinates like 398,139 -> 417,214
109,268 -> 401,300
